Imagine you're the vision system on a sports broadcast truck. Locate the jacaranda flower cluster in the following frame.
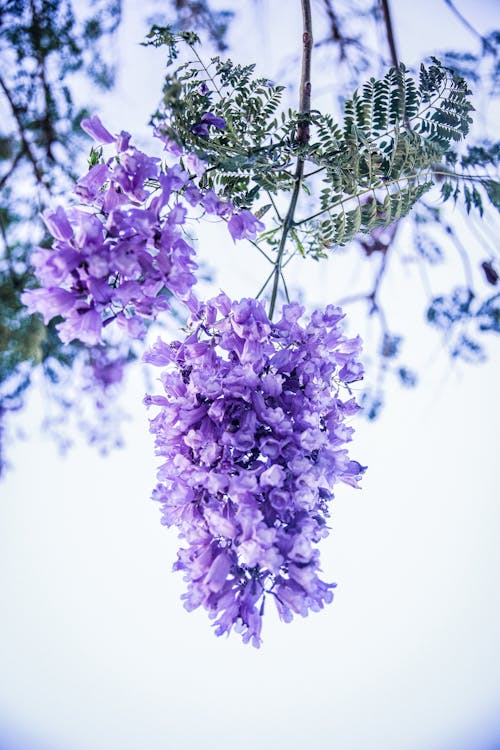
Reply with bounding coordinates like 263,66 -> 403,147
21,115 -> 366,647
22,116 -> 263,346
145,293 -> 365,646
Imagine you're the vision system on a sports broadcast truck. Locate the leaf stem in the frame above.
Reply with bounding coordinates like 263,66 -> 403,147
255,268 -> 276,300
293,165 -> 487,227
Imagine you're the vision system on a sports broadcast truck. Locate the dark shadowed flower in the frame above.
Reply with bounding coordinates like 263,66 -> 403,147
201,112 -> 226,130
191,112 -> 226,137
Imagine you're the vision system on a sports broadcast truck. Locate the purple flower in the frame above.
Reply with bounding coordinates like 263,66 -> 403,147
41,206 -> 73,242
29,245 -> 79,286
81,115 -> 115,144
201,112 -> 226,130
228,210 -> 265,242
145,294 -> 365,646
75,163 -> 110,203
154,129 -> 184,156
21,287 -> 77,324
23,131 -> 213,345
116,131 -> 132,153
57,306 -> 102,346
184,152 -> 206,178
191,112 -> 226,137
201,190 -> 233,217
190,123 -> 210,138
88,346 -> 126,387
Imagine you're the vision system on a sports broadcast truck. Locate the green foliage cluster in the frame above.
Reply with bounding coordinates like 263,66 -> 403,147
301,59 -> 477,252
150,45 -> 293,206
150,34 -> 484,257
148,24 -> 499,411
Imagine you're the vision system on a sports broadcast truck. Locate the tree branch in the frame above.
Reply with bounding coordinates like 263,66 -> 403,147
0,73 -> 48,190
268,0 -> 313,320
0,148 -> 24,191
296,0 -> 313,145
380,0 -> 399,69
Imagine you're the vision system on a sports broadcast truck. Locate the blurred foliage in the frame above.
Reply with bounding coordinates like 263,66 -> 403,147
0,0 -> 236,474
0,0 -> 123,472
147,0 -> 234,51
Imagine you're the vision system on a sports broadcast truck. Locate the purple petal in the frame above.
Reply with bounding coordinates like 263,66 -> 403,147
190,123 -> 210,137
228,210 -> 265,242
41,206 -> 73,242
21,287 -> 76,324
201,112 -> 226,130
81,115 -> 115,144
57,307 -> 102,346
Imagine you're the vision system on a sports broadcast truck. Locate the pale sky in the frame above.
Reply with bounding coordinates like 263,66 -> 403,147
1,2 -> 499,750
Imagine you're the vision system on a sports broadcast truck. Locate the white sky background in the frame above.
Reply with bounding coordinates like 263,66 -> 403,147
1,1 -> 500,749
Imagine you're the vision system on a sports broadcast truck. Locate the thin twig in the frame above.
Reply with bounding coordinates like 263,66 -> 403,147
265,189 -> 283,222
445,224 -> 474,289
246,237 -> 274,264
320,0 -> 355,60
255,267 -> 276,300
0,148 -> 24,190
443,0 -> 496,54
280,271 -> 291,303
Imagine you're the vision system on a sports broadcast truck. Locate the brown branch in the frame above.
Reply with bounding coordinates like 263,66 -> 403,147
380,0 -> 399,69
320,0 -> 353,60
0,147 -> 24,191
268,0 -> 313,319
30,0 -> 56,161
296,0 -> 313,145
337,224 -> 400,333
322,0 -> 342,43
0,73 -> 48,190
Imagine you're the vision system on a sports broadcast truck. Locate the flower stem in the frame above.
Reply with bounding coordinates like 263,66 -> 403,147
268,0 -> 313,320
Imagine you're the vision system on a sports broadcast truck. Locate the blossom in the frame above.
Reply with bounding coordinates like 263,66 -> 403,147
228,210 -> 265,242
184,152 -> 206,178
145,294 -> 365,646
22,287 -> 76,324
24,117 -> 265,345
81,115 -> 115,144
191,112 -> 226,137
57,306 -> 102,346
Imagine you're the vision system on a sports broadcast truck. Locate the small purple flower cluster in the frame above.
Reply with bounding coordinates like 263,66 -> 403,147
145,293 -> 365,646
22,116 -> 264,346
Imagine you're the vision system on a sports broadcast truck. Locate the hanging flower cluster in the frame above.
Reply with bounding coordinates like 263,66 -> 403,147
21,114 -> 366,647
22,116 -> 263,346
145,293 -> 365,646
